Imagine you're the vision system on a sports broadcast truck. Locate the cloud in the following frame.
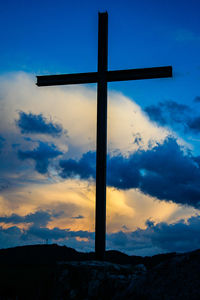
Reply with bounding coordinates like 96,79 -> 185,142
0,136 -> 5,151
144,100 -> 190,128
106,215 -> 200,255
0,208 -> 95,250
16,111 -> 64,137
144,105 -> 166,126
133,133 -> 143,146
71,215 -> 84,219
0,209 -> 91,247
1,71 -> 168,155
0,71 -> 168,191
60,151 -> 96,180
18,141 -> 63,174
194,96 -> 200,103
0,179 -> 10,192
0,226 -> 25,249
59,137 -> 200,208
0,210 -> 62,227
1,71 -> 200,252
59,151 -> 140,190
107,153 -> 141,189
143,215 -> 200,253
187,117 -> 200,133
1,212 -> 200,255
145,100 -> 200,134
27,226 -> 70,240
122,225 -> 129,230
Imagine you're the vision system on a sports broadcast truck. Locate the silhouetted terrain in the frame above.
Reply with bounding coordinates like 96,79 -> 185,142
0,244 -> 199,299
0,243 -> 176,266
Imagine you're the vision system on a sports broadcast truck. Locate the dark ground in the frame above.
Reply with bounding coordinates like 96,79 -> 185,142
0,244 -> 199,299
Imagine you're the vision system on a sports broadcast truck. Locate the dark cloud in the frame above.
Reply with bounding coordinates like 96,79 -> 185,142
59,151 -> 96,180
59,137 -> 200,208
136,138 -> 200,207
68,231 -> 94,239
142,215 -> 200,252
12,143 -> 20,149
0,210 -> 61,227
0,225 -> 71,249
0,226 -> 25,249
122,225 -> 129,230
107,153 -> 140,189
107,215 -> 200,255
60,151 -> 140,190
71,215 -> 84,219
26,228 -> 94,241
1,211 -> 200,255
187,116 -> 200,132
194,156 -> 200,168
0,223 -> 95,252
0,217 -> 95,250
16,111 -> 64,137
0,210 -> 92,248
133,133 -> 143,146
108,231 -> 129,246
145,99 -> 200,134
144,100 -> 190,128
0,179 -> 9,191
194,96 -> 200,102
18,141 -> 63,174
145,220 -> 154,228
0,209 -> 93,244
144,105 -> 166,125
0,136 -> 5,151
27,226 -> 70,240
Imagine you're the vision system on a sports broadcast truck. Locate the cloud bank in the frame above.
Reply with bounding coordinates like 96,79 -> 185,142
59,137 -> 200,208
0,72 -> 200,254
1,209 -> 200,255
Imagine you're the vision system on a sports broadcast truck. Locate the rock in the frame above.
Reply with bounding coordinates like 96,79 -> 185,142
53,261 -> 147,300
53,252 -> 200,300
130,252 -> 200,300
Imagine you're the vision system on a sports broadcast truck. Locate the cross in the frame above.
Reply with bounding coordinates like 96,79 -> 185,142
36,12 -> 172,260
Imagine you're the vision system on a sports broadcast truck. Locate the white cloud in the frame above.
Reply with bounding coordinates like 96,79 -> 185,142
0,71 -> 168,157
0,71 -> 198,247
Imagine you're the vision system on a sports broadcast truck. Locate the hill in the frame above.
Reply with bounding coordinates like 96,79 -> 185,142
0,244 -> 199,299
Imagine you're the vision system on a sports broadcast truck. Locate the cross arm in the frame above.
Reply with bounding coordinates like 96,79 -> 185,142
36,71 -> 98,86
36,66 -> 172,87
107,66 -> 172,82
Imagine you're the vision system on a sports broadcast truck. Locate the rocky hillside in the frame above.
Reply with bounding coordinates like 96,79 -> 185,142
0,244 -> 200,299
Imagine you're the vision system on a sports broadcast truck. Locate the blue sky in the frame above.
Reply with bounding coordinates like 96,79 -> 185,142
1,0 -> 200,107
0,0 -> 200,255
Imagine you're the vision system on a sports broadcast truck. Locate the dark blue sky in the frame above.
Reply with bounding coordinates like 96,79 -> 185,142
1,0 -> 200,104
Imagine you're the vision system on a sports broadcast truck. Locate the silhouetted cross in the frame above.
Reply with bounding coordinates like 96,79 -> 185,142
36,12 -> 172,260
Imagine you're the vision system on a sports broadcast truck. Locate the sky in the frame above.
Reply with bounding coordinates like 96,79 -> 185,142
0,0 -> 200,256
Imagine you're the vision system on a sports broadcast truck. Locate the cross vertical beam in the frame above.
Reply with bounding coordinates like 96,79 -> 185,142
95,12 -> 108,261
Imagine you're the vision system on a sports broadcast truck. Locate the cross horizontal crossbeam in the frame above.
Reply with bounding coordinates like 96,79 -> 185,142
36,66 -> 172,86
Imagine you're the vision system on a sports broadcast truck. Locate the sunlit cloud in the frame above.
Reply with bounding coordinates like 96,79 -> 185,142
0,72 -> 199,254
